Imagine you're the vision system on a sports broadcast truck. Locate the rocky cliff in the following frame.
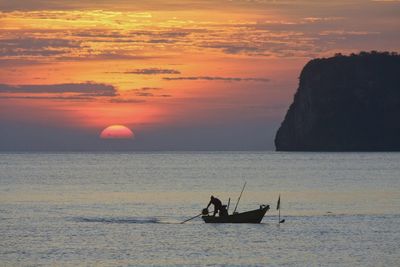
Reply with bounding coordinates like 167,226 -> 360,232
275,52 -> 400,151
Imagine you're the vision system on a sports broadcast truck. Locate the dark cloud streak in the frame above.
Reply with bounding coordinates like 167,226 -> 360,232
0,37 -> 81,57
0,82 -> 118,96
108,98 -> 146,103
0,95 -> 95,101
125,68 -> 181,75
163,76 -> 270,82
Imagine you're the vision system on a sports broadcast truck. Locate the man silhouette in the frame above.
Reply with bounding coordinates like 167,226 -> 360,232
207,195 -> 222,216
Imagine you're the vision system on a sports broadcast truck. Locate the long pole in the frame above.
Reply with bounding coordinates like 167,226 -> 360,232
233,182 -> 246,214
180,213 -> 201,224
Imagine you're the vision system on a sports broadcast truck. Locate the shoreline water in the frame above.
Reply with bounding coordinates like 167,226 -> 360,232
1,152 -> 399,266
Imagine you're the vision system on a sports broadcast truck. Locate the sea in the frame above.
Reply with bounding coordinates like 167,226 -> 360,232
0,152 -> 399,266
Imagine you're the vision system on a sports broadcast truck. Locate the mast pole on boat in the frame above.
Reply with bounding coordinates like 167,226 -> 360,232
233,182 -> 246,214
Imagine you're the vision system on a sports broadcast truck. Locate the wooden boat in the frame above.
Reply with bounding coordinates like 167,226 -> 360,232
202,205 -> 270,223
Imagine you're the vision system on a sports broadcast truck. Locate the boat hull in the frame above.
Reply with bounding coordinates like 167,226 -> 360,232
202,205 -> 269,223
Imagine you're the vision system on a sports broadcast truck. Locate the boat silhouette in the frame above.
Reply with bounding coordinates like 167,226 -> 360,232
202,205 -> 270,223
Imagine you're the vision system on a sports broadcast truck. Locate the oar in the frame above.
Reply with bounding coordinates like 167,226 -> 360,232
180,213 -> 202,224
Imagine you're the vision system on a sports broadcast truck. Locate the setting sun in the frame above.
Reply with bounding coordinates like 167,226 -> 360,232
100,125 -> 134,139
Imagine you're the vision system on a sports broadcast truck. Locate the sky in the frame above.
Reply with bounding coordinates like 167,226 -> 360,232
0,0 -> 399,151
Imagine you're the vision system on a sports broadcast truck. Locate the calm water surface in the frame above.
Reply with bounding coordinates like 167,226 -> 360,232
1,152 -> 399,266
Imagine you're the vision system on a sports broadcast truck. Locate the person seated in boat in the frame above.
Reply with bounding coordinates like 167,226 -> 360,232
207,195 -> 223,217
